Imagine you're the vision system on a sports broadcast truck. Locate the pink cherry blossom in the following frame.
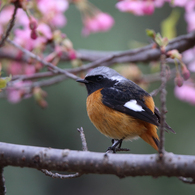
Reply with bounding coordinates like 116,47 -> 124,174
16,8 -> 29,27
0,5 -> 14,24
185,0 -> 195,12
116,0 -> 154,16
82,12 -> 114,36
36,23 -> 53,40
7,88 -> 23,103
8,62 -> 36,76
174,80 -> 195,105
142,2 -> 155,15
0,5 -> 29,27
37,0 -> 68,27
24,65 -> 36,75
154,0 -> 165,8
185,11 -> 195,32
182,48 -> 195,72
0,25 -> 3,36
8,62 -> 22,75
14,23 -> 53,50
14,28 -> 36,50
7,81 -> 32,103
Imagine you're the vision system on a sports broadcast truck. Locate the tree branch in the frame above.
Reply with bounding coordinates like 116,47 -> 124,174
6,39 -> 79,81
0,142 -> 195,179
77,127 -> 88,151
0,167 -> 6,195
1,32 -> 194,76
158,53 -> 167,158
39,127 -> 88,179
73,31 -> 195,64
0,2 -> 19,47
40,169 -> 82,179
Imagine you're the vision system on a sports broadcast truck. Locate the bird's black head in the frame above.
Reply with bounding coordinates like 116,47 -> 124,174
77,66 -> 126,96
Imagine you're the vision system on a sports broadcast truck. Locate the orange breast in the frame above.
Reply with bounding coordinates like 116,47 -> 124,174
87,89 -> 148,139
86,89 -> 159,150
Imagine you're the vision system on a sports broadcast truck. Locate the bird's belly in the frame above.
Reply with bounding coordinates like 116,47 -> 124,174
87,90 -> 147,140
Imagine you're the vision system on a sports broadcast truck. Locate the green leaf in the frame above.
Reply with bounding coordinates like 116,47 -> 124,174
0,75 -> 12,89
161,9 -> 180,39
155,33 -> 162,46
0,79 -> 6,89
146,29 -> 156,38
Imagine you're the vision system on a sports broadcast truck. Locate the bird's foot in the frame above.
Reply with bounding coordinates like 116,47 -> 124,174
106,139 -> 130,153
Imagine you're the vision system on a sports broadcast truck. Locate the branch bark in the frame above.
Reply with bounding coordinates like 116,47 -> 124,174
1,32 -> 194,70
159,53 -> 167,157
0,167 -> 6,195
0,2 -> 19,47
73,31 -> 195,64
0,142 -> 195,179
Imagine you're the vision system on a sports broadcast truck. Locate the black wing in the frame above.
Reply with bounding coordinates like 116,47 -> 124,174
101,87 -> 159,126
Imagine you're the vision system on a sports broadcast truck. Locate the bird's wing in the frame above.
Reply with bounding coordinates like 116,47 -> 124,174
101,87 -> 159,126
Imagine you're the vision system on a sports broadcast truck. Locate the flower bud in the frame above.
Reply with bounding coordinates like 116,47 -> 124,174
30,30 -> 38,39
181,64 -> 190,80
174,72 -> 183,87
167,49 -> 182,60
29,17 -> 38,30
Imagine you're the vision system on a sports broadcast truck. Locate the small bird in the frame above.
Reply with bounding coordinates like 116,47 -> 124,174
77,66 -> 175,152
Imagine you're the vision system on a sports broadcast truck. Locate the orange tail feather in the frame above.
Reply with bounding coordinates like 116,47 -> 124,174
140,128 -> 159,151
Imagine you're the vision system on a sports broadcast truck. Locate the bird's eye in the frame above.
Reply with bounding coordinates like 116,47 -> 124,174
96,75 -> 103,82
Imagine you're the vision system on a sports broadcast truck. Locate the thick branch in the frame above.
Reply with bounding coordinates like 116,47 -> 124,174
1,32 -> 194,69
74,31 -> 195,64
0,142 -> 195,179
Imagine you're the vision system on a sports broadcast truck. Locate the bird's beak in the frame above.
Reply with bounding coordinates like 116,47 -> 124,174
76,78 -> 89,84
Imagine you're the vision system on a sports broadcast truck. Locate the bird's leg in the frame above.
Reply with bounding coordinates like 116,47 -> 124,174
107,139 -> 121,153
117,139 -> 123,149
107,139 -> 130,153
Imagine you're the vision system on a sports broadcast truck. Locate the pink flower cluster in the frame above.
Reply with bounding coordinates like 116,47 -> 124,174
116,0 -> 156,15
116,0 -> 193,16
0,0 -> 69,103
0,0 -> 115,103
82,13 -> 114,36
174,80 -> 195,105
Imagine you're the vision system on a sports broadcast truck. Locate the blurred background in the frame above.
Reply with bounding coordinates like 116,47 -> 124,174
1,0 -> 195,194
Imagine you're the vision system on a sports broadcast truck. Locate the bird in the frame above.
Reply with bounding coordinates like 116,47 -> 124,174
77,66 -> 175,153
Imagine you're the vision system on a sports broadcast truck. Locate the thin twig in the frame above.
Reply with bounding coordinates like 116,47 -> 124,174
77,127 -> 88,151
12,71 -> 56,81
6,39 -> 79,81
22,75 -> 68,89
0,167 -> 6,195
41,169 -> 82,179
158,53 -> 167,158
39,127 -> 88,179
0,2 -> 19,47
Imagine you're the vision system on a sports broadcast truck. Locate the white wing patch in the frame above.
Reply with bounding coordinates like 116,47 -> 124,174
124,100 -> 145,112
111,75 -> 124,82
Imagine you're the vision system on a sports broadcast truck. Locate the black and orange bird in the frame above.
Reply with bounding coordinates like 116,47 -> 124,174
77,66 -> 175,152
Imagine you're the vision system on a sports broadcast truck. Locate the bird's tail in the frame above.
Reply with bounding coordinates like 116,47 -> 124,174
140,125 -> 159,150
